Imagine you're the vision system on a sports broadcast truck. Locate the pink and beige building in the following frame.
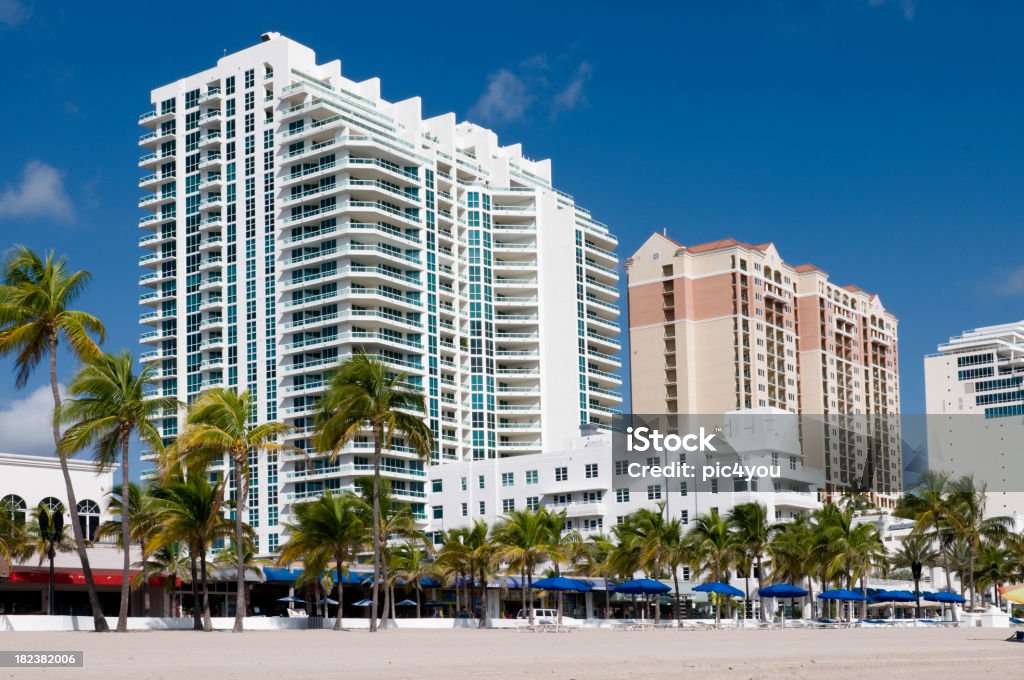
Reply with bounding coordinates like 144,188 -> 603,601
626,233 -> 902,496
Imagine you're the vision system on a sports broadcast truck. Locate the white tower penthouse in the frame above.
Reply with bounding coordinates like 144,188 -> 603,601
137,33 -> 622,553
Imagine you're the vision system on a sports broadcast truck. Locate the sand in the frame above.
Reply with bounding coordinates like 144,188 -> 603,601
0,626 -> 1020,679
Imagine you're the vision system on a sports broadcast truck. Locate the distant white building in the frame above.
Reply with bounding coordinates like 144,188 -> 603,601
924,321 -> 1024,516
425,408 -> 824,561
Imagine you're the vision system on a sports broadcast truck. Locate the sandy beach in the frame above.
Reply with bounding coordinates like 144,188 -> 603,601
0,626 -> 1020,680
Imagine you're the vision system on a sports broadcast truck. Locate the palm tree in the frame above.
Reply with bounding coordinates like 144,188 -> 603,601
138,542 -> 191,617
172,388 -> 291,632
945,476 -> 1011,609
974,540 -> 1014,608
312,354 -> 433,632
390,539 -> 438,620
459,520 -> 497,628
352,476 -> 416,627
0,246 -> 108,631
148,476 -> 233,631
895,470 -> 958,618
891,535 -> 939,618
493,507 -> 565,624
57,352 -> 175,630
816,504 -> 885,620
728,502 -> 771,619
768,515 -> 818,617
436,528 -> 472,615
96,483 -> 163,617
278,490 -> 366,630
616,503 -> 681,623
578,533 -> 616,619
687,508 -> 739,626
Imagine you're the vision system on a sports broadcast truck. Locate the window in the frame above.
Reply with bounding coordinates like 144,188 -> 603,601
460,477 -> 467,492
501,472 -> 514,487
1,494 -> 26,525
554,467 -> 568,482
502,498 -> 515,512
553,494 -> 571,505
526,496 -> 539,511
647,485 -> 661,500
681,510 -> 689,525
710,479 -> 719,494
431,479 -> 443,493
679,481 -> 688,496
615,488 -> 630,503
582,491 -> 601,503
40,497 -> 64,513
77,499 -> 100,541
525,470 -> 538,485
461,502 -> 468,517
478,475 -> 486,489
614,460 -> 629,475
478,501 -> 486,515
585,463 -> 598,479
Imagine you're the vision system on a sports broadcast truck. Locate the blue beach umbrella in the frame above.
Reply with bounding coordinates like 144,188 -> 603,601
694,582 -> 744,628
530,576 -> 593,592
871,590 -> 917,603
612,579 -> 671,595
277,595 -> 305,604
923,591 -> 966,620
818,588 -> 867,623
923,591 -> 966,604
758,583 -> 808,598
817,588 -> 867,601
758,583 -> 808,627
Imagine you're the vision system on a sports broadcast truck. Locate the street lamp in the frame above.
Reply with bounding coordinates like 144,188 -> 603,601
37,505 -> 63,616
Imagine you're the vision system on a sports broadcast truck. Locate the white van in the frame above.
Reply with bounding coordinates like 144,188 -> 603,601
516,609 -> 580,625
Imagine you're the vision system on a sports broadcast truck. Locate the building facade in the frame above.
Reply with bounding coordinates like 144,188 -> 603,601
924,321 -> 1024,516
0,453 -> 144,616
138,33 -> 621,553
626,234 -> 902,496
426,409 -> 823,542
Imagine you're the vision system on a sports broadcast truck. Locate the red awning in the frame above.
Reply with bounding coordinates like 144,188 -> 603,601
5,568 -> 180,587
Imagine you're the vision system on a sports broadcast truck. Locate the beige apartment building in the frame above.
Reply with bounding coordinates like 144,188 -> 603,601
626,233 -> 902,496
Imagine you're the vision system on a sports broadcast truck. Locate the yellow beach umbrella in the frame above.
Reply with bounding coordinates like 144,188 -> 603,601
999,585 -> 1024,605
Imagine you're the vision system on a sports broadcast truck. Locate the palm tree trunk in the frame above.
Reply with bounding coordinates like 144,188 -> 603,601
48,337 -> 109,632
200,547 -> 212,632
233,462 -> 247,632
140,541 -> 151,617
673,571 -> 681,621
117,432 -> 131,632
967,552 -> 976,611
478,570 -> 488,629
520,567 -> 526,617
189,551 -> 202,630
416,583 -> 422,620
370,424 -> 382,632
913,574 -> 921,619
940,548 -> 958,622
335,550 -> 345,631
604,576 -> 611,619
527,562 -> 535,624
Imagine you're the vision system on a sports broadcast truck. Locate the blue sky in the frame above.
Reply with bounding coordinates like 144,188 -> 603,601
0,1 -> 1022,464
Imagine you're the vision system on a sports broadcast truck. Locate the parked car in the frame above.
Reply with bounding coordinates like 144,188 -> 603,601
516,609 -> 581,625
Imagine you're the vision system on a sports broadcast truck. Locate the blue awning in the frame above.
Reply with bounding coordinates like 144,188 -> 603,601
262,567 -> 369,584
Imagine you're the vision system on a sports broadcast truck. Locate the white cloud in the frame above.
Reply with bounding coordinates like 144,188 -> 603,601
995,265 -> 1024,296
553,62 -> 594,115
0,161 -> 74,222
868,0 -> 916,21
470,56 -> 594,125
0,0 -> 30,28
469,69 -> 532,124
0,385 -> 65,456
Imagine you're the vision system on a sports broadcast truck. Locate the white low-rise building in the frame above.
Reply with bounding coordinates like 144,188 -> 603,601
426,408 -> 824,545
0,452 -> 151,616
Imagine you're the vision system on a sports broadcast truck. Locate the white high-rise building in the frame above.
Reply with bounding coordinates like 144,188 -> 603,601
137,33 -> 621,553
924,321 -> 1024,516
